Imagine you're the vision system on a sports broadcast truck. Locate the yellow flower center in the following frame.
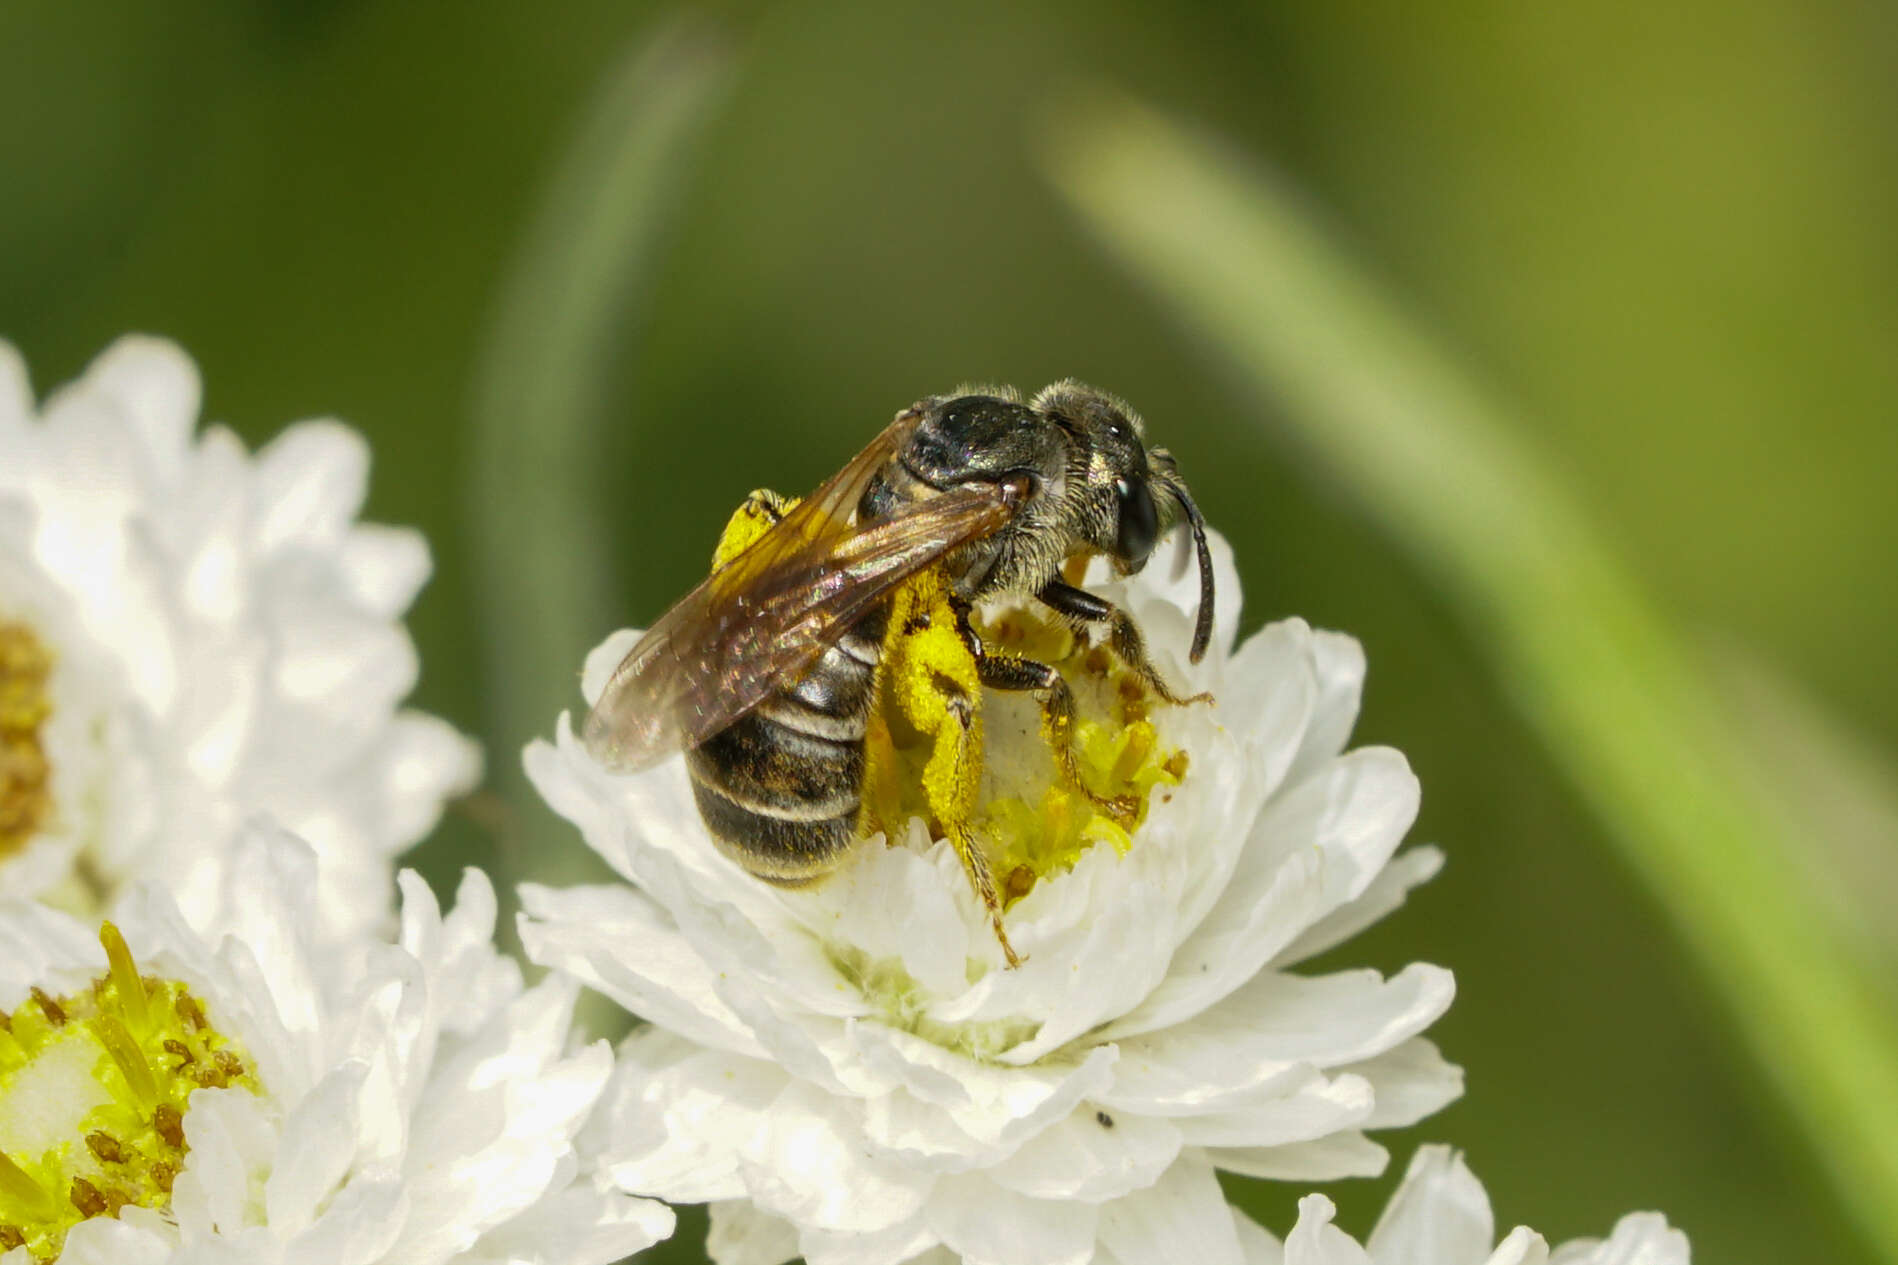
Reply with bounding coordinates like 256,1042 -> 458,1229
864,599 -> 1188,910
0,622 -> 55,861
0,923 -> 259,1261
971,604 -> 1187,907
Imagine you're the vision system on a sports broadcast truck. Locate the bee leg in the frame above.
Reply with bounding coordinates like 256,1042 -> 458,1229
1034,580 -> 1213,707
973,652 -> 1141,827
929,684 -> 1019,969
711,488 -> 797,571
891,588 -> 1021,967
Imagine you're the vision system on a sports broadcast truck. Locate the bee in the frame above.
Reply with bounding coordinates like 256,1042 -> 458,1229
582,381 -> 1214,966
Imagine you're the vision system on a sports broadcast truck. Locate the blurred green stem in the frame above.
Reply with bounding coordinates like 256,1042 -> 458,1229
468,18 -> 731,895
1041,92 -> 1898,1258
1708,638 -> 1898,996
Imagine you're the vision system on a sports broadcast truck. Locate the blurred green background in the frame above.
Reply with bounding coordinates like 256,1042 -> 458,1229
5,2 -> 1895,1261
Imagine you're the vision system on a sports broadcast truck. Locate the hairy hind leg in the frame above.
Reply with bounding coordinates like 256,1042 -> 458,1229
710,488 -> 797,570
924,682 -> 1018,968
884,581 -> 1021,967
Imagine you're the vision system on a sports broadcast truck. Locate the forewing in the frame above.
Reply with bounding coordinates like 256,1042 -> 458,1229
580,414 -> 1015,772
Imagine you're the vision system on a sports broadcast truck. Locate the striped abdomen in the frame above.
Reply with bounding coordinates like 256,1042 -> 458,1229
686,609 -> 886,883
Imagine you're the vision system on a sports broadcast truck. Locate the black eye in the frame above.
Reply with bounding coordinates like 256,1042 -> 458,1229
1115,476 -> 1158,564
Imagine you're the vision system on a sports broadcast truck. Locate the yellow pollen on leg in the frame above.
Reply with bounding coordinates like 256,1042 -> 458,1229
0,923 -> 261,1261
0,621 -> 55,861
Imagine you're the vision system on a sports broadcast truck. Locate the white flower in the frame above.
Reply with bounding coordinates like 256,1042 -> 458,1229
0,336 -> 479,942
0,821 -> 673,1264
523,525 -> 1459,1265
1249,1145 -> 1690,1265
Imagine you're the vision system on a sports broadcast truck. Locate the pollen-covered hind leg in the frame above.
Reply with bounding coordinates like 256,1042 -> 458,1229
711,488 -> 797,570
975,653 -> 1140,827
925,684 -> 1019,968
882,583 -> 1022,967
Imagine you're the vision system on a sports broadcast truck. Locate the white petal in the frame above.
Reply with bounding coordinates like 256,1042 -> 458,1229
1487,1228 -> 1553,1265
374,713 -> 483,845
1206,1132 -> 1390,1182
0,901 -> 100,995
708,1200 -> 802,1265
171,1088 -> 277,1237
396,1011 -> 612,1257
268,577 -> 418,712
1278,846 -> 1444,967
518,882 -> 766,1058
1170,1072 -> 1374,1148
49,1217 -> 179,1265
1234,1207 -> 1288,1265
1104,964 -> 1455,1113
411,867 -> 522,1035
819,840 -> 974,998
926,1173 -> 1098,1265
465,1186 -> 675,1265
984,1105 -> 1182,1202
1210,618 -> 1320,801
1108,749 -> 1422,1039
82,335 -> 201,480
337,523 -> 430,616
1274,747 -> 1421,915
1284,1194 -> 1371,1265
281,1177 -> 408,1265
1365,1145 -> 1495,1265
253,420 -> 369,552
847,1025 -> 1119,1148
580,628 -> 645,705
265,1063 -> 367,1233
1102,846 -> 1329,1043
741,1082 -> 933,1234
969,849 -> 1196,1061
596,1033 -> 777,1204
856,1086 -> 995,1170
706,977 -> 869,1096
1347,1038 -> 1464,1129
1096,1153 -> 1245,1265
1547,1213 -> 1690,1265
800,1215 -> 940,1265
1282,630 -> 1367,787
0,340 -> 32,433
215,824 -> 327,1038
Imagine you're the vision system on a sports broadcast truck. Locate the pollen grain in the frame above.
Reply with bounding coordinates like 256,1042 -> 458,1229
0,621 -> 54,860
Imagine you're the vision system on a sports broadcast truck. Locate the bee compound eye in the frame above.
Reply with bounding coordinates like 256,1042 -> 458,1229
1115,476 -> 1159,565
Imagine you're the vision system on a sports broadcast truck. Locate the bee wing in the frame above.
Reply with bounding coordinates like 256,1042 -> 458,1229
580,413 -> 1017,772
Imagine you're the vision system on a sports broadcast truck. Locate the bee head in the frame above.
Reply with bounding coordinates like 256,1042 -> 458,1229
1032,381 -> 1216,663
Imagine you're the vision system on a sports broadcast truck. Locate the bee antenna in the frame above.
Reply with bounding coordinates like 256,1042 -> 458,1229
1156,468 -> 1216,663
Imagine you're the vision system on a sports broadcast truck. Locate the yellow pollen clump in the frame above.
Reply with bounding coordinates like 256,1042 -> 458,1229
0,923 -> 260,1262
983,715 -> 1187,907
0,622 -> 55,861
968,604 -> 1189,907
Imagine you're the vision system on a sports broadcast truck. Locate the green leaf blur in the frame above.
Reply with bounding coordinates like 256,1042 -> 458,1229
4,3 -> 1892,1262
